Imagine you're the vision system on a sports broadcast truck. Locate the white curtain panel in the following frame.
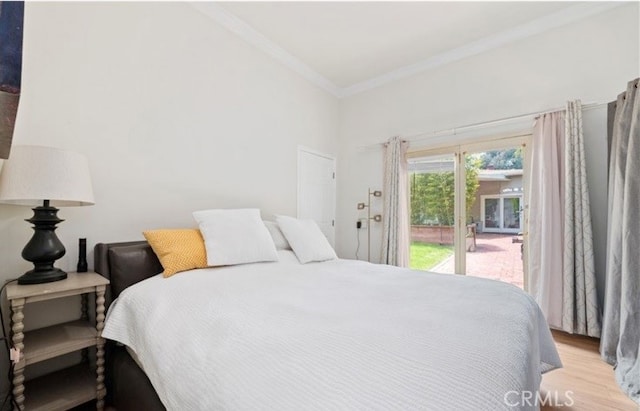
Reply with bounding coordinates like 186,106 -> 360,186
529,105 -> 602,337
527,112 -> 565,330
601,78 -> 640,404
381,136 -> 410,267
561,100 -> 601,338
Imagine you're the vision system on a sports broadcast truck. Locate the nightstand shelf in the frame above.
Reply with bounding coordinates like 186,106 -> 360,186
23,320 -> 98,366
7,272 -> 109,411
24,364 -> 97,411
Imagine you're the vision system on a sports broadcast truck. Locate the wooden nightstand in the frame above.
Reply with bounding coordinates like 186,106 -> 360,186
6,272 -> 110,411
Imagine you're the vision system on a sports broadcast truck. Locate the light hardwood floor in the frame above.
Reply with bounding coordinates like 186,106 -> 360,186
541,330 -> 637,411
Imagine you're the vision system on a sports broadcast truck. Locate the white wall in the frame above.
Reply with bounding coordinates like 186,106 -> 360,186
335,4 -> 639,308
1,1 -> 338,276
0,1 -> 338,392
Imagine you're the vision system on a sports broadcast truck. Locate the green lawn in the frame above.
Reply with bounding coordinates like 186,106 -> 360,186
410,241 -> 454,271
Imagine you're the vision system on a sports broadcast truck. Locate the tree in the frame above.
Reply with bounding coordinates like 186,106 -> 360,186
478,148 -> 522,169
410,157 -> 480,226
410,173 -> 431,225
464,157 -> 480,221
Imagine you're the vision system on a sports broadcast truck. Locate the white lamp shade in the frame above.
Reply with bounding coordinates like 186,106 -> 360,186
0,145 -> 94,207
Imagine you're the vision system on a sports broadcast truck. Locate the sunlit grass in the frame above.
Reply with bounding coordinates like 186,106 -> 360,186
410,241 -> 454,271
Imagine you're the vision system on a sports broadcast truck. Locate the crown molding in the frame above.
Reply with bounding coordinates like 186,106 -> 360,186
190,2 -> 342,97
192,2 -> 626,99
340,2 -> 625,97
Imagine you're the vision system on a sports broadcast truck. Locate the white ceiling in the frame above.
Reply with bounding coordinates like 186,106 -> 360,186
194,2 -> 624,97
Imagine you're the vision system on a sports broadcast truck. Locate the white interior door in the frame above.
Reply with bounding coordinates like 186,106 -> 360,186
297,147 -> 336,245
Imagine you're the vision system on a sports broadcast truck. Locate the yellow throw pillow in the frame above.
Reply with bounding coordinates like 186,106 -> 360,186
143,229 -> 208,277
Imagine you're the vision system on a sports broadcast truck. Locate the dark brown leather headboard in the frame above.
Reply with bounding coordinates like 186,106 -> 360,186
94,241 -> 163,308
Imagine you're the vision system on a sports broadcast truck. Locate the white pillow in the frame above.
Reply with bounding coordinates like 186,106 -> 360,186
193,208 -> 278,266
276,249 -> 301,264
276,215 -> 337,264
263,220 -> 292,250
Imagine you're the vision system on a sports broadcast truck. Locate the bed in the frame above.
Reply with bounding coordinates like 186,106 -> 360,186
95,241 -> 561,411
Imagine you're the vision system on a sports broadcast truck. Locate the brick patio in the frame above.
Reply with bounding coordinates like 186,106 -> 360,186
424,233 -> 524,288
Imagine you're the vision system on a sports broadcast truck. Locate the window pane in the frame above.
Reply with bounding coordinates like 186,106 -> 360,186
408,154 -> 456,274
503,197 -> 521,230
484,198 -> 500,228
467,148 -> 524,290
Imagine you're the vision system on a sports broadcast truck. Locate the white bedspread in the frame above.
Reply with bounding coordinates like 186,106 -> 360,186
103,252 -> 561,411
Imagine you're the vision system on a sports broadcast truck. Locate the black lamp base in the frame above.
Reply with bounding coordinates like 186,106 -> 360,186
18,268 -> 67,285
19,200 -> 68,285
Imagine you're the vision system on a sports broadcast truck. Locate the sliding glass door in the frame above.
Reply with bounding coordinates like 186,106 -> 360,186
408,136 -> 530,290
481,195 -> 523,233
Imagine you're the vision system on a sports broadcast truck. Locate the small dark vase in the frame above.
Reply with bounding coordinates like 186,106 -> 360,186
77,238 -> 88,273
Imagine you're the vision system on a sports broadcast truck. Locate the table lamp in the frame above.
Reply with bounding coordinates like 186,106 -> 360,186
0,145 -> 94,284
